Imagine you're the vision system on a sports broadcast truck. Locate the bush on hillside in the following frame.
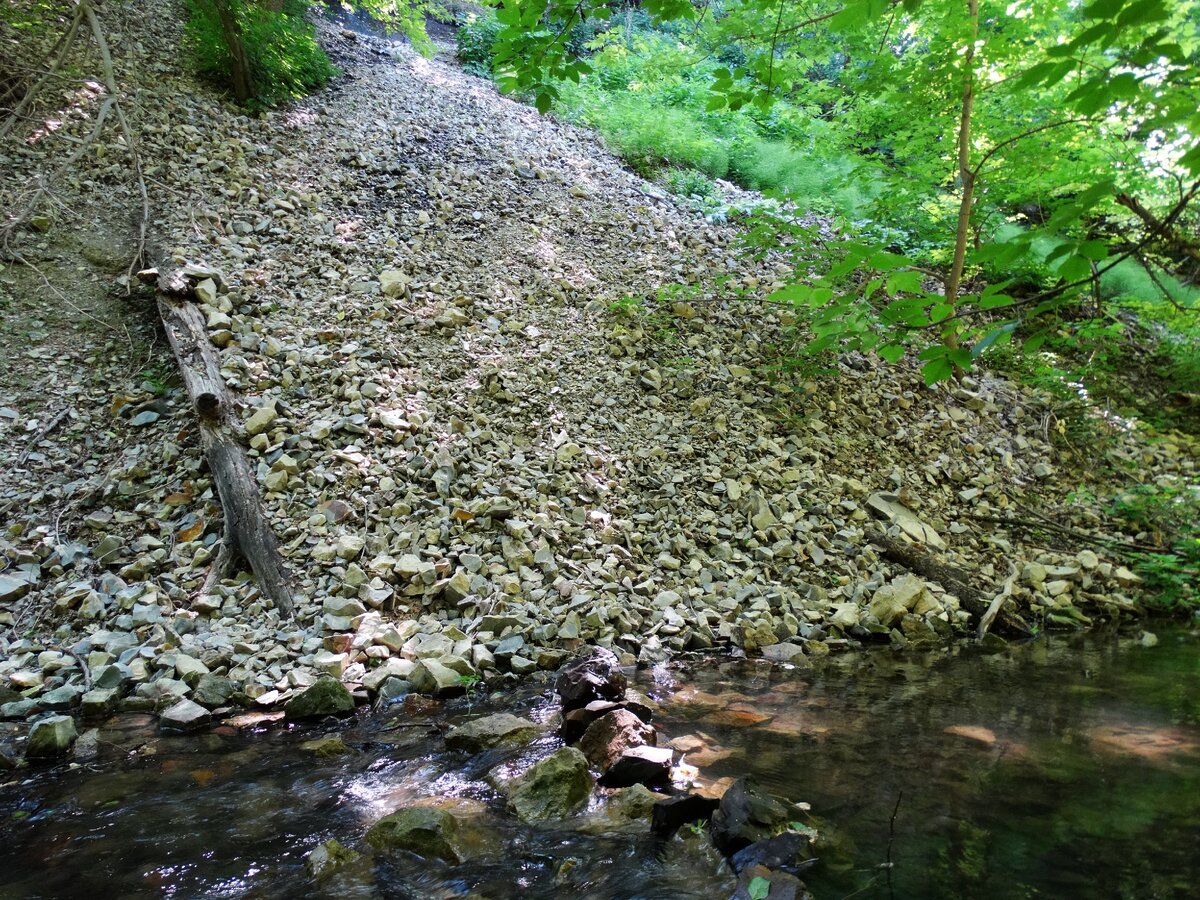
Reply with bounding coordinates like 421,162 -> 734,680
184,0 -> 335,106
457,12 -> 501,77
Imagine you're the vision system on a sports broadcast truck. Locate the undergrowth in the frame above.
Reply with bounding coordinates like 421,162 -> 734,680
184,0 -> 335,107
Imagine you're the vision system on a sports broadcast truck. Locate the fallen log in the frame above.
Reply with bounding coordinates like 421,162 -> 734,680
156,269 -> 294,618
864,527 -> 1031,637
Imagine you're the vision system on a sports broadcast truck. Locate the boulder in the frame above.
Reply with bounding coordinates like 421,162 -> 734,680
578,709 -> 655,770
500,747 -> 593,822
409,659 -> 465,697
285,677 -> 355,720
555,646 -> 626,711
710,778 -> 795,856
159,699 -> 211,732
445,713 -> 540,753
26,715 -> 78,759
366,806 -> 466,862
306,838 -> 361,880
651,792 -> 722,837
192,674 -> 236,708
868,574 -> 930,627
598,745 -> 674,788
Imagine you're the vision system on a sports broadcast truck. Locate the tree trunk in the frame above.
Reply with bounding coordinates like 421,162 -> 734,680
865,527 -> 1032,637
157,270 -> 294,617
209,0 -> 254,103
942,0 -> 980,350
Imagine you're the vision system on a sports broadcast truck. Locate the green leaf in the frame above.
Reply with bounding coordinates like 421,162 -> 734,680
878,343 -> 906,363
748,876 -> 771,900
535,91 -> 552,114
922,357 -> 954,385
885,271 -> 924,295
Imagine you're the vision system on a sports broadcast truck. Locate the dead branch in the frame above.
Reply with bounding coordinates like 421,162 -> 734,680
0,5 -> 85,142
157,271 -> 296,618
865,526 -> 1033,636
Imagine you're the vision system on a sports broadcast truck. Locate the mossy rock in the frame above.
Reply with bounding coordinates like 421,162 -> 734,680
285,677 -> 355,720
502,746 -> 593,822
366,806 -> 465,862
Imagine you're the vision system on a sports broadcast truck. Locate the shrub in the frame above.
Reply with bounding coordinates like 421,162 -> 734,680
184,0 -> 335,107
456,11 -> 502,77
665,167 -> 717,198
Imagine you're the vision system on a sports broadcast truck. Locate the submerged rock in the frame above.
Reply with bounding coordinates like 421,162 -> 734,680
500,746 -> 593,822
366,806 -> 466,862
26,715 -> 78,760
445,713 -> 540,753
306,838 -> 361,880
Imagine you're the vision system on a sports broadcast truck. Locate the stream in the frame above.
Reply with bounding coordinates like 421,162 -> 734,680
2,625 -> 1197,899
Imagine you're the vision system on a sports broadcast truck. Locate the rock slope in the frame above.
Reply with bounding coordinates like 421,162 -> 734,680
1,7 -> 1194,724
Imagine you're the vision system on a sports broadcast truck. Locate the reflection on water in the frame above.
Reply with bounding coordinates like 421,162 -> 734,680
1,626 -> 1197,899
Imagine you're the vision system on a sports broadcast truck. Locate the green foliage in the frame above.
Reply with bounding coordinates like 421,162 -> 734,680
1110,483 -> 1200,611
747,875 -> 771,900
482,0 -> 1200,387
184,0 -> 335,106
664,168 -> 717,199
457,11 -> 503,76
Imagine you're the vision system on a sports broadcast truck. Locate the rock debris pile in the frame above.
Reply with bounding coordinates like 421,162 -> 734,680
1,11 -> 1196,738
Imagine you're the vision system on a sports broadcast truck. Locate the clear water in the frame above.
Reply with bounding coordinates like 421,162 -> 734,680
2,626 -> 1197,899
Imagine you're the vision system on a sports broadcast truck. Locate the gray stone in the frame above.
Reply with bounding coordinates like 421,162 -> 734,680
159,699 -> 211,732
500,747 -> 593,822
192,674 -> 236,708
445,713 -> 540,753
26,715 -> 78,759
365,806 -> 466,862
285,677 -> 355,719
409,659 -> 464,697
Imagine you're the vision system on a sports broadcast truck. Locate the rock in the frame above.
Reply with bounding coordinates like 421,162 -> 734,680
651,792 -> 722,837
379,270 -> 409,298
561,700 -> 619,744
730,833 -> 814,875
760,643 -> 806,664
192,674 -> 236,708
445,713 -> 540,753
598,746 -> 674,788
501,747 -> 593,822
409,659 -> 465,697
868,574 -> 929,627
578,709 -> 655,771
80,688 -> 119,718
866,493 -> 947,549
173,653 -> 210,685
300,735 -> 354,757
26,715 -> 78,759
733,864 -> 808,900
285,677 -> 355,719
365,806 -> 466,862
159,699 -> 211,732
710,778 -> 795,856
555,646 -> 627,711
244,402 -> 277,436
0,573 -> 32,602
306,838 -> 361,880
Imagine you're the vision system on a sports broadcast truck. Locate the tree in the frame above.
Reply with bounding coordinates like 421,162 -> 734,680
489,0 -> 1200,383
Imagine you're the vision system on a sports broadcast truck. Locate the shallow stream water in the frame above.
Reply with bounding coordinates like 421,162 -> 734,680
2,625 -> 1198,899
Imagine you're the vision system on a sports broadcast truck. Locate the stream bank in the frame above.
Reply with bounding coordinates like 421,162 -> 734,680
2,624 -> 1198,898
